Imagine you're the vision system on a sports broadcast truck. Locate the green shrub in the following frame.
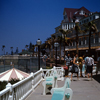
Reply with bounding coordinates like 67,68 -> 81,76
0,81 -> 7,91
0,78 -> 20,91
9,78 -> 20,85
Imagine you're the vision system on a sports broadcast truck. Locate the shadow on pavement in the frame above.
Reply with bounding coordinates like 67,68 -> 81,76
93,74 -> 100,83
83,79 -> 90,81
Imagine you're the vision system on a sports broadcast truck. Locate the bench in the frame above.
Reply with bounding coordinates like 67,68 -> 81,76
51,78 -> 73,100
54,66 -> 64,81
42,67 -> 58,95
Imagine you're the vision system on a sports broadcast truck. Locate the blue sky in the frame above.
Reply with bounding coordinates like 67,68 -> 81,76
0,0 -> 100,55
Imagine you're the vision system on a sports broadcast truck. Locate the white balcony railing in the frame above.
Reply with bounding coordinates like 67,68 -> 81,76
0,67 -> 64,100
0,68 -> 43,100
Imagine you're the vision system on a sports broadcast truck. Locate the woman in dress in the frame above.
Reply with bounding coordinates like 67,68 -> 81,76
70,53 -> 79,81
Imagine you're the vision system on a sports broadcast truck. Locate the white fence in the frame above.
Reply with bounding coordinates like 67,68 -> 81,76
0,64 -> 97,100
0,67 -> 64,100
0,68 -> 43,100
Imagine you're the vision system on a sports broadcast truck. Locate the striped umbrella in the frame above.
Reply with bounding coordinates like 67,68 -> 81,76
0,68 -> 29,81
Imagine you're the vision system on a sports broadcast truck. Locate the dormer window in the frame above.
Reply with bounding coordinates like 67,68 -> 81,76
80,10 -> 84,15
64,14 -> 67,19
74,11 -> 78,14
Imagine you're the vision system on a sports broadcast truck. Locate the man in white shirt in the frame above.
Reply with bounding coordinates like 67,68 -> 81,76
85,54 -> 94,80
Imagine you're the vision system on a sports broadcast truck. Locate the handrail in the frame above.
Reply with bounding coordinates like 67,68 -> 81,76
0,87 -> 10,96
13,75 -> 32,88
0,67 -> 64,100
0,68 -> 43,100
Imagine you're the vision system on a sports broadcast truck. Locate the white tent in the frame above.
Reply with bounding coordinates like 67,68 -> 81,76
0,68 -> 29,81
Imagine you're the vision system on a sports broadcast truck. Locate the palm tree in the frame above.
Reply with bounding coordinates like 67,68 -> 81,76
2,45 -> 5,55
16,47 -> 18,54
83,21 -> 97,55
41,43 -> 46,55
47,38 -> 52,59
29,42 -> 32,52
51,34 -> 56,58
10,47 -> 13,55
25,45 -> 28,51
59,29 -> 71,60
57,36 -> 62,61
74,23 -> 81,54
35,44 -> 38,57
32,44 -> 35,56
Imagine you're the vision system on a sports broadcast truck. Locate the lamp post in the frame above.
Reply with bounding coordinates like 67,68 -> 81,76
36,39 -> 42,70
54,42 -> 59,67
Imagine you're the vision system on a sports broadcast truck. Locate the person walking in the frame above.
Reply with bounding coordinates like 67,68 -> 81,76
83,54 -> 88,77
85,54 -> 94,81
64,53 -> 72,77
70,53 -> 79,81
97,53 -> 100,72
78,54 -> 83,77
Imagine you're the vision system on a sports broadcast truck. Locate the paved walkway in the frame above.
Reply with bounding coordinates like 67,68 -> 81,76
25,76 -> 100,100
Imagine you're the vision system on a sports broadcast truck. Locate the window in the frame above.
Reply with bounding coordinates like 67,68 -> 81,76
93,15 -> 95,20
68,24 -> 69,29
79,38 -> 81,45
86,37 -> 89,44
83,37 -> 85,45
95,34 -> 98,43
64,15 -> 67,19
90,17 -> 92,20
87,19 -> 89,22
84,20 -> 86,23
91,35 -> 94,44
73,19 -> 75,22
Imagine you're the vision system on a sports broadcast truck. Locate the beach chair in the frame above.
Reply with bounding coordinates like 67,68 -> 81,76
42,68 -> 58,95
51,78 -> 73,100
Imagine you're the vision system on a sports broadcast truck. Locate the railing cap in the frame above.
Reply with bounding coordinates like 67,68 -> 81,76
6,83 -> 12,92
40,68 -> 43,71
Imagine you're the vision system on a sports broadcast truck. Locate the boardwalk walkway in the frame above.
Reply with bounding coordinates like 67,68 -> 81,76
25,76 -> 100,100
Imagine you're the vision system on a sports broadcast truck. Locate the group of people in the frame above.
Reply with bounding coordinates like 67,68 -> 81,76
64,53 -> 94,81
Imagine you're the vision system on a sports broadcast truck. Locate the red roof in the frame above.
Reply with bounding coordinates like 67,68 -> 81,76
78,7 -> 90,13
63,6 -> 90,22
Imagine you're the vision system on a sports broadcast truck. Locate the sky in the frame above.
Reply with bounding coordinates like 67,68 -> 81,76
0,0 -> 100,55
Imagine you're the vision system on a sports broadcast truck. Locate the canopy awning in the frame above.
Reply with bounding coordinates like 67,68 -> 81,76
0,68 -> 29,81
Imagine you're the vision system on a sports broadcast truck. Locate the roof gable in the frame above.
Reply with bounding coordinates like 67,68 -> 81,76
63,7 -> 91,22
78,6 -> 90,13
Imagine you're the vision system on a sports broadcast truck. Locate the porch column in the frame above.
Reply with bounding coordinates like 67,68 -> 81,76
69,23 -> 70,29
99,33 -> 100,43
72,42 -> 73,46
65,24 -> 66,30
62,24 -> 64,29
75,42 -> 76,46
85,37 -> 86,45
67,24 -> 68,30
81,38 -> 83,45
94,35 -> 95,44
